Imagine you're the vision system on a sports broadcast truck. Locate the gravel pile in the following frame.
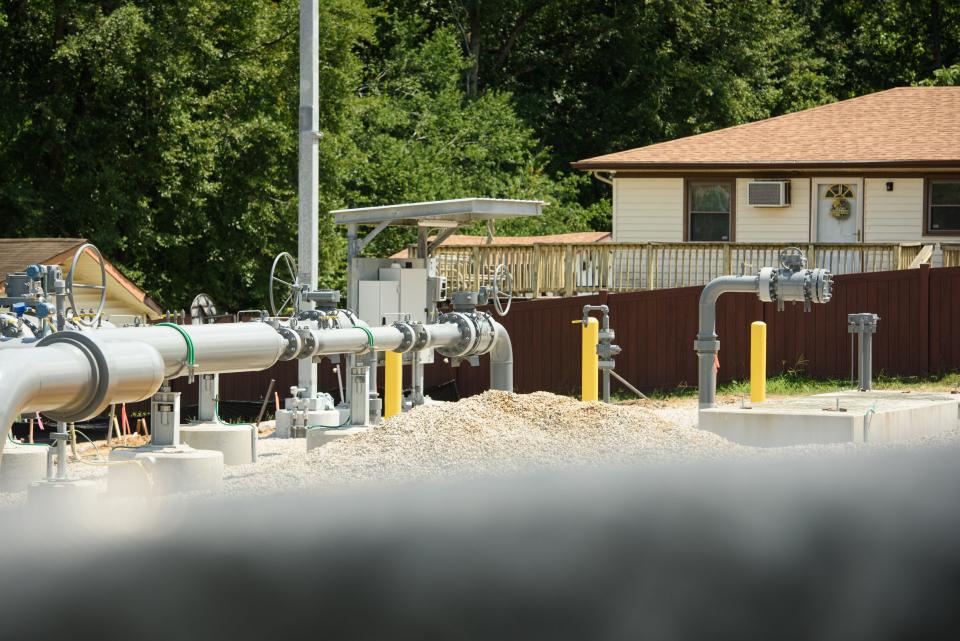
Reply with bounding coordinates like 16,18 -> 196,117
307,390 -> 744,484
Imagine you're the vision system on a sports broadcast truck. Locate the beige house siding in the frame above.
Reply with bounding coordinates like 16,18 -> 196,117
613,178 -> 683,242
735,178 -> 810,243
862,178 -> 924,242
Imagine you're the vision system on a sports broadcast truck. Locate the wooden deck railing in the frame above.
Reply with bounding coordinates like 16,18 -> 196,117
431,242 -> 933,298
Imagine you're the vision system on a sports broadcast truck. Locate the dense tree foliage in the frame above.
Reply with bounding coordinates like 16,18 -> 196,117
1,0 -> 958,309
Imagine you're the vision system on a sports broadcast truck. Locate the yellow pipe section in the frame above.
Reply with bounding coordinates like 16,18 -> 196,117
574,317 -> 599,402
750,321 -> 767,403
384,350 -> 402,419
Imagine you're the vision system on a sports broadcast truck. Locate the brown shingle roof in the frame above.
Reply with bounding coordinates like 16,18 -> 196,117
0,238 -> 86,277
573,87 -> 960,170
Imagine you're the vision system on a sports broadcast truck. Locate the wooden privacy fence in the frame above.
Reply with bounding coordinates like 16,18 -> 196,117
197,265 -> 959,405
432,241 -> 929,298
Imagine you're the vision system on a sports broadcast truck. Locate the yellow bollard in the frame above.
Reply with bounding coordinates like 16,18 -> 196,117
573,317 -> 600,402
384,350 -> 403,419
750,321 -> 767,403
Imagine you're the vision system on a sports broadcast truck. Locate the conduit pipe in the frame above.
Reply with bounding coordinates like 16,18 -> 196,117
695,276 -> 761,410
0,332 -> 164,460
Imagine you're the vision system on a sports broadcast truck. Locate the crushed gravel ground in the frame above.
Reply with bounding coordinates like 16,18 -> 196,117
2,391 -> 960,507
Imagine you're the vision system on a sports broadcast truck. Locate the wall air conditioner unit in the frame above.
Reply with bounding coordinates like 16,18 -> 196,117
748,180 -> 791,207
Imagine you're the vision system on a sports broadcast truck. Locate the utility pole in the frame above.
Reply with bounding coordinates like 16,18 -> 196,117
298,0 -> 320,397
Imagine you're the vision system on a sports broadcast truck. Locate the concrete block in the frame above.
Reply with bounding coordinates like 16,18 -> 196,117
0,444 -> 48,493
699,391 -> 959,448
180,422 -> 254,465
306,426 -> 370,451
109,445 -> 223,496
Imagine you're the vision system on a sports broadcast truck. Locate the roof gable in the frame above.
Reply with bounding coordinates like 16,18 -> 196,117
573,87 -> 960,170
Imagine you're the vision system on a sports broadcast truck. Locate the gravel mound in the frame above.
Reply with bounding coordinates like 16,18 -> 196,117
308,390 -> 743,483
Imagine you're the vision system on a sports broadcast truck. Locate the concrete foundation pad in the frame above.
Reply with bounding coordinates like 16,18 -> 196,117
180,422 -> 254,465
306,426 -> 370,451
27,479 -> 98,511
699,391 -> 959,448
109,445 -> 223,496
0,444 -> 48,492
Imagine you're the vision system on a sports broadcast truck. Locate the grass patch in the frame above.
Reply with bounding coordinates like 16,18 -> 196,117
611,370 -> 960,402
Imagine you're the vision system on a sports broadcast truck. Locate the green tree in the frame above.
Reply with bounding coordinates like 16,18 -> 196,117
0,0 -> 372,310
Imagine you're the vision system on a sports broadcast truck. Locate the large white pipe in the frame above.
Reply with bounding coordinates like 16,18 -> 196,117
0,333 -> 164,460
0,323 -> 289,379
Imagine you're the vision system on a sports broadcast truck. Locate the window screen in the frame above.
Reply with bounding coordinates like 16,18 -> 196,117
929,181 -> 960,233
689,182 -> 731,242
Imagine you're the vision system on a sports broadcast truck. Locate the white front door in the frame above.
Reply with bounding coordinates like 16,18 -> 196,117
815,182 -> 860,243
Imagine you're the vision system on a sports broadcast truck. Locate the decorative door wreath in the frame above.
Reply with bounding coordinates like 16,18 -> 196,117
825,184 -> 854,220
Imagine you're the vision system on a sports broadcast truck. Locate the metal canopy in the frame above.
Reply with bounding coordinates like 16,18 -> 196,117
332,198 -> 545,226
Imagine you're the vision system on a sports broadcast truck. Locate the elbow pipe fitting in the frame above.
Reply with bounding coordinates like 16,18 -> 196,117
488,320 -> 514,392
1,332 -> 164,459
34,332 -> 165,423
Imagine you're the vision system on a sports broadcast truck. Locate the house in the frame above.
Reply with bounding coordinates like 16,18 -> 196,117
0,238 -> 162,323
572,87 -> 960,265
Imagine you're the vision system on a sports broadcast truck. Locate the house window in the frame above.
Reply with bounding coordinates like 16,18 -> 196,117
688,181 -> 732,242
928,180 -> 960,233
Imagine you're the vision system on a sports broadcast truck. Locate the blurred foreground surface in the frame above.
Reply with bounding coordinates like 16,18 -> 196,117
2,450 -> 959,640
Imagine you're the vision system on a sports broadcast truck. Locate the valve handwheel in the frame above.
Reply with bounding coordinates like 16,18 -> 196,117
778,246 -> 807,271
491,264 -> 514,317
269,251 -> 302,318
66,243 -> 107,327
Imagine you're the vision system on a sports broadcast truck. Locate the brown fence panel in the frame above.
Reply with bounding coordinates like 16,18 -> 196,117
930,267 -> 960,375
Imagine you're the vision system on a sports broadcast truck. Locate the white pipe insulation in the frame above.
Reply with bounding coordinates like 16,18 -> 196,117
0,332 -> 164,459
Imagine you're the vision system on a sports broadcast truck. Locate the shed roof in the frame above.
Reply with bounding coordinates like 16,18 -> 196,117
0,238 -> 162,318
573,87 -> 960,171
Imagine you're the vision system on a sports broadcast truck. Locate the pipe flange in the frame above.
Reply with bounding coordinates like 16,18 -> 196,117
392,322 -> 416,353
758,268 -> 776,302
436,312 -> 475,358
462,311 -> 497,356
411,323 -> 430,351
277,325 -> 303,360
297,325 -> 316,357
36,331 -> 108,423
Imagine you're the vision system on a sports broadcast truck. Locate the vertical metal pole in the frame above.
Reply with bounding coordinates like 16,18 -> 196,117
860,332 -> 874,391
56,421 -> 67,480
602,369 -> 611,404
298,0 -> 320,397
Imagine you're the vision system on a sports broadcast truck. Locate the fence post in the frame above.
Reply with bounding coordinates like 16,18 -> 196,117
531,244 -> 541,299
920,262 -> 930,374
723,244 -> 732,275
564,244 -> 575,297
645,244 -> 655,290
807,244 -> 816,267
472,246 -> 481,292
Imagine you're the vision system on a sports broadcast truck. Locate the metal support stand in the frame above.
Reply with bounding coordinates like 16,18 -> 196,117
151,390 -> 182,446
848,313 -> 880,391
350,365 -> 371,426
197,374 -> 218,422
